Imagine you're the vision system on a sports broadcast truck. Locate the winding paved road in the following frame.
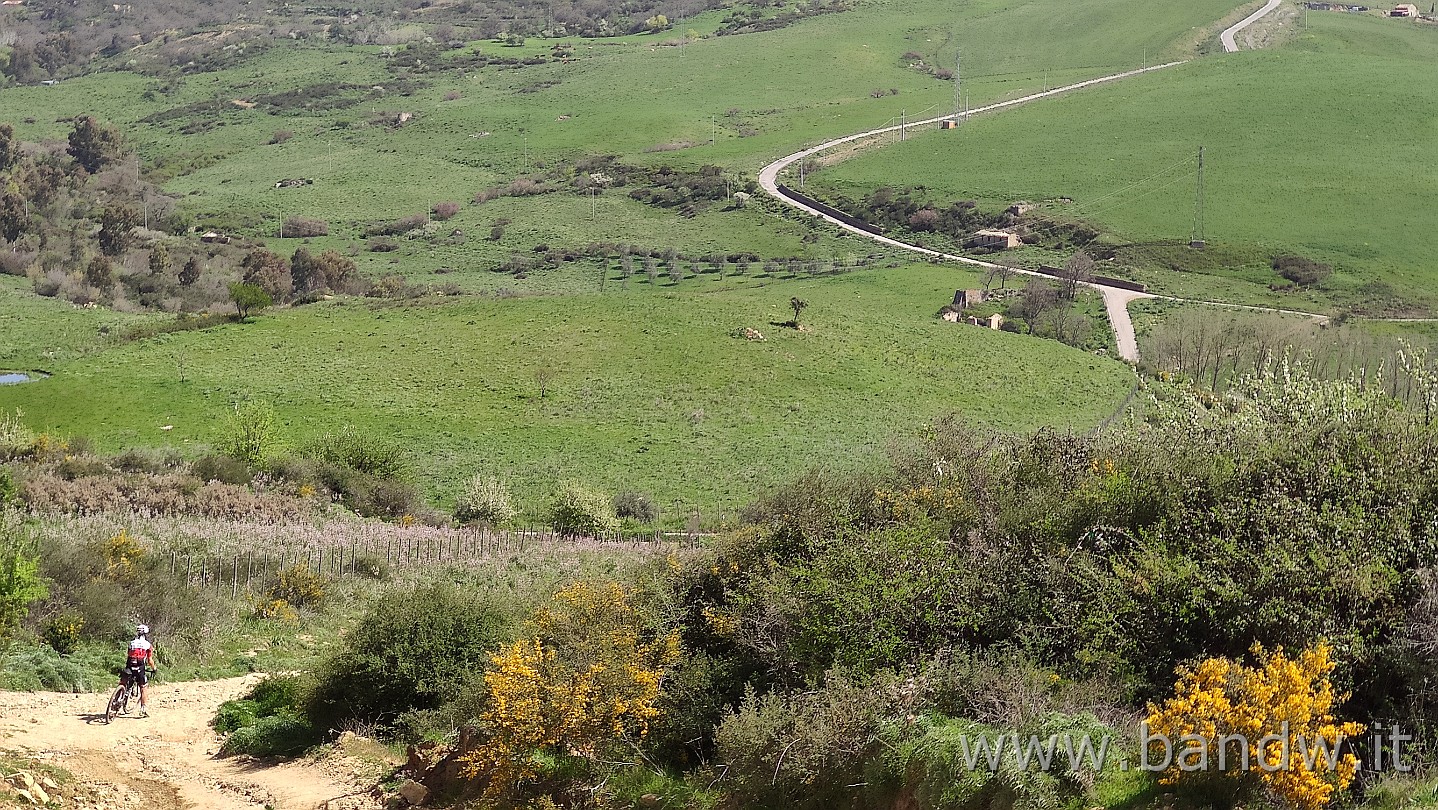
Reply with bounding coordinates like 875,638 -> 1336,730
1222,0 -> 1283,52
757,11 -> 1322,363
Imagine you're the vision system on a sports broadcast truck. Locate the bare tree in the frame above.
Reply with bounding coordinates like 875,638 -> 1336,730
535,366 -> 556,399
1019,280 -> 1059,335
1060,249 -> 1095,301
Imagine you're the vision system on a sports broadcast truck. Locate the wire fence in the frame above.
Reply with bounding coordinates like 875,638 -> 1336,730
164,527 -> 710,596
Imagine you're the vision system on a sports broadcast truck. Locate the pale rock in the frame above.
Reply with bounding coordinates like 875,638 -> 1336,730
397,779 -> 429,806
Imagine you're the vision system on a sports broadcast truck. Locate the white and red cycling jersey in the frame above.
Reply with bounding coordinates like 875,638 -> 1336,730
127,637 -> 152,667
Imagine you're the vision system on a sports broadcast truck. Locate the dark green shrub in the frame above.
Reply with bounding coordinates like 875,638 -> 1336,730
264,565 -> 326,609
612,491 -> 657,523
0,643 -> 113,691
714,673 -> 908,809
550,481 -> 619,537
41,610 -> 84,655
191,454 -> 253,485
219,712 -> 319,756
0,467 -> 16,506
111,449 -> 174,474
302,426 -> 408,480
352,477 -> 420,519
305,582 -> 514,732
1272,254 -> 1332,286
351,552 -> 390,581
214,674 -> 306,733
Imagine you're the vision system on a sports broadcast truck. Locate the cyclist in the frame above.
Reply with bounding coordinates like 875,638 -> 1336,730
121,624 -> 156,718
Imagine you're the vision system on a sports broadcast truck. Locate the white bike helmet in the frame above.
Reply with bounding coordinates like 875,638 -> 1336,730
136,624 -> 149,636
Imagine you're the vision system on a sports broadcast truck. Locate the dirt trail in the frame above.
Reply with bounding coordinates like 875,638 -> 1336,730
0,676 -> 369,810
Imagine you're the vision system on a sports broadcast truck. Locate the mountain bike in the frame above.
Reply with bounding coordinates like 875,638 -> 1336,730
104,670 -> 147,723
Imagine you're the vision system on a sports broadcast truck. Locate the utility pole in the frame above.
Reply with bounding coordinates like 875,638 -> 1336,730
1190,145 -> 1206,249
953,48 -> 963,123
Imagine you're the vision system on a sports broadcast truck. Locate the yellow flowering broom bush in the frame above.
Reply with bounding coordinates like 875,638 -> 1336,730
1145,643 -> 1362,810
464,580 -> 680,798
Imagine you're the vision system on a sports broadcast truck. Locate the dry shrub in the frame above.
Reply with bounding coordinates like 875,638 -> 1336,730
192,482 -> 312,522
0,249 -> 33,276
20,471 -> 311,522
431,201 -> 461,220
283,216 -> 329,237
472,187 -> 502,204
505,178 -> 546,196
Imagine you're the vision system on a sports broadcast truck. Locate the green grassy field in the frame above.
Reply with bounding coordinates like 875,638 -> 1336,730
0,0 -> 1245,260
804,11 -> 1438,314
0,263 -> 1134,515
0,276 -> 160,370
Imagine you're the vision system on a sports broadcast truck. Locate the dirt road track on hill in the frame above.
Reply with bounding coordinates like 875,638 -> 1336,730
758,5 -> 1327,364
1222,0 -> 1284,52
0,677 -> 366,810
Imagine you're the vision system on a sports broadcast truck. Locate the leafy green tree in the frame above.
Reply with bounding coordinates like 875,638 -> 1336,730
148,244 -> 171,275
229,281 -> 272,321
178,256 -> 201,286
1,47 -> 36,84
0,516 -> 48,644
98,204 -> 140,255
790,296 -> 808,326
0,124 -> 19,173
66,116 -> 122,174
221,400 -> 278,466
84,255 -> 113,290
0,191 -> 27,242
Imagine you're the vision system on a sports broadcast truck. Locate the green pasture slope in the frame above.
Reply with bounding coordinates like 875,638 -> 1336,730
0,0 -> 1251,513
0,0 -> 1244,275
806,11 -> 1438,314
0,264 -> 1134,515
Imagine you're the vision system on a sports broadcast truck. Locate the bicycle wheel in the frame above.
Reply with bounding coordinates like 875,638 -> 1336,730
104,684 -> 127,724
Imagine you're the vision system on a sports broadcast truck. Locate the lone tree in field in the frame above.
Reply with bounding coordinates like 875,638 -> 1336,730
535,366 -> 556,400
1061,249 -> 1095,301
790,296 -> 808,326
67,116 -> 123,174
229,282 -> 272,321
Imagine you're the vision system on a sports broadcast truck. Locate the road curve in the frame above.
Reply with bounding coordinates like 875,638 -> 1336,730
1222,0 -> 1283,52
758,64 -> 1185,362
757,46 -> 1328,363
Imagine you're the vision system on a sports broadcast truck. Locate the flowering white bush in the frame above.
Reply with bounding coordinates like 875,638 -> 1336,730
454,474 -> 518,527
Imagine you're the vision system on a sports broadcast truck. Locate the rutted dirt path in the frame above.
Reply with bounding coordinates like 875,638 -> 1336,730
0,676 -> 370,810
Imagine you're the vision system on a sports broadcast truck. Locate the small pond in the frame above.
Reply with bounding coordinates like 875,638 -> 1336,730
0,372 -> 43,385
